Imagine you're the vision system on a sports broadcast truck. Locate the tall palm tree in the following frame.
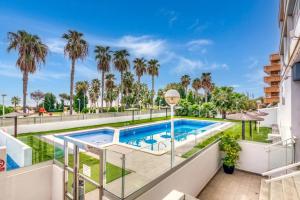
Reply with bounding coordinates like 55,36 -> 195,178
147,59 -> 160,107
105,74 -> 117,108
62,30 -> 88,115
113,49 -> 130,108
7,31 -> 48,113
192,78 -> 202,100
201,72 -> 213,102
89,79 -> 100,109
11,96 -> 21,111
81,81 -> 89,109
95,46 -> 111,112
133,58 -> 147,105
181,75 -> 191,97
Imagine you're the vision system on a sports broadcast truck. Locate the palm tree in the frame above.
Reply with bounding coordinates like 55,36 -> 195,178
105,74 -> 117,108
113,49 -> 130,108
7,31 -> 48,113
81,81 -> 89,109
62,30 -> 88,114
95,46 -> 111,112
133,58 -> 147,105
147,59 -> 160,107
201,72 -> 213,102
122,72 -> 134,107
181,75 -> 191,97
89,79 -> 100,110
59,93 -> 70,106
192,78 -> 202,101
11,96 -> 21,111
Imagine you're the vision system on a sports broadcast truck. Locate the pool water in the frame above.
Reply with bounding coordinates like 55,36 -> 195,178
7,155 -> 19,171
119,120 -> 216,150
56,129 -> 114,147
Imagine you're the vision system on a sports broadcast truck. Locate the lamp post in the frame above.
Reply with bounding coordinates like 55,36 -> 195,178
165,89 -> 180,168
77,98 -> 81,114
2,94 -> 6,119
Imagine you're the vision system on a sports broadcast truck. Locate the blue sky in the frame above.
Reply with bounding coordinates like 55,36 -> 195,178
0,0 -> 279,105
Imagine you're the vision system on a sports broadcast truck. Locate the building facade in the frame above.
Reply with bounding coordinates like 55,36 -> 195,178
263,53 -> 281,105
278,0 -> 300,160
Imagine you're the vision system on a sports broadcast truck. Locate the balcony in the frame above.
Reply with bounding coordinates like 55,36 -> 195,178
264,97 -> 279,104
264,87 -> 280,93
264,64 -> 281,74
270,54 -> 280,61
264,75 -> 281,83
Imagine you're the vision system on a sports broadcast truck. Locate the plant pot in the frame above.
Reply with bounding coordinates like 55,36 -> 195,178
223,164 -> 235,174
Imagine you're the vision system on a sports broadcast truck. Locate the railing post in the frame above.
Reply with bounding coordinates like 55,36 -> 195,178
73,145 -> 79,200
99,150 -> 104,200
121,154 -> 125,199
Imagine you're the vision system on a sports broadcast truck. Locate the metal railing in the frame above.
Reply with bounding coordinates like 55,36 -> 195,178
0,109 -> 169,127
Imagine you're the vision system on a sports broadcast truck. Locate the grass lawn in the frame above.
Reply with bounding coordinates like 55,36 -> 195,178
181,121 -> 271,158
18,136 -> 129,193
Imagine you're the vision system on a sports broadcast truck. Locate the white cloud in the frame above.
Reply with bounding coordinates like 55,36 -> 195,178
160,9 -> 178,27
210,63 -> 229,70
174,57 -> 205,74
45,38 -> 65,54
188,19 -> 208,32
0,61 -> 68,80
76,64 -> 98,80
116,35 -> 166,58
246,57 -> 259,69
186,39 -> 213,52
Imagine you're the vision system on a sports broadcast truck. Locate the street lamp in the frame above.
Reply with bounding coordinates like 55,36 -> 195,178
2,94 -> 6,119
165,89 -> 180,168
77,98 -> 81,114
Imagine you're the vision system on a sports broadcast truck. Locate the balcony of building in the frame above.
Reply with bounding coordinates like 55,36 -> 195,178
264,96 -> 280,104
264,86 -> 280,93
264,75 -> 281,83
270,53 -> 280,62
264,64 -> 281,74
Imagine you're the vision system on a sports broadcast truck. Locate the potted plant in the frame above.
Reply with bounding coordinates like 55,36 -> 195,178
219,134 -> 242,174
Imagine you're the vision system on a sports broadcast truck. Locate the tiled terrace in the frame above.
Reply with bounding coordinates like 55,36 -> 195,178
198,169 -> 261,200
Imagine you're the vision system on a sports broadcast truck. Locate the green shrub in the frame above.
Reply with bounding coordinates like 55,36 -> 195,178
219,134 -> 242,167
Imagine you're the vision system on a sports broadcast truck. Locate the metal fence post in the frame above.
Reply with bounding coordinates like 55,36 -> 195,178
121,154 -> 125,199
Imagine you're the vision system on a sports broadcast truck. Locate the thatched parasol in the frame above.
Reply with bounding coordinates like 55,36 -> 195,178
227,112 -> 264,140
2,112 -> 29,137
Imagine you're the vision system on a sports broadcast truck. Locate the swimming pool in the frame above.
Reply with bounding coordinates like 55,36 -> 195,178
118,119 -> 216,150
56,129 -> 114,148
53,119 -> 223,153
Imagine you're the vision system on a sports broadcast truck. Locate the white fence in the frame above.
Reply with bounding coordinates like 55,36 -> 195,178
0,161 -> 63,200
4,111 -> 168,135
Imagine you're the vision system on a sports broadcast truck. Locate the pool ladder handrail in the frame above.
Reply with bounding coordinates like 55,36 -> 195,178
158,141 -> 167,151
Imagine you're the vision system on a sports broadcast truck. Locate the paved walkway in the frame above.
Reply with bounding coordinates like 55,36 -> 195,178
198,170 -> 261,200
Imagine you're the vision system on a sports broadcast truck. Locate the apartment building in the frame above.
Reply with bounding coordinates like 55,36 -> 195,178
263,53 -> 281,105
278,0 -> 300,160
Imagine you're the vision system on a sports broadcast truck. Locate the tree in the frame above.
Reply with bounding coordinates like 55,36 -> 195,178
192,78 -> 202,101
201,73 -> 213,102
62,30 -> 88,115
44,93 -> 57,111
75,81 -> 89,110
122,71 -> 134,107
89,79 -> 100,110
7,31 -> 48,113
105,74 -> 117,108
113,49 -> 130,109
181,75 -> 191,97
164,83 -> 186,99
147,59 -> 160,107
59,93 -> 70,106
133,58 -> 147,105
211,86 -> 234,119
95,46 -> 111,112
11,96 -> 21,111
30,90 -> 45,110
